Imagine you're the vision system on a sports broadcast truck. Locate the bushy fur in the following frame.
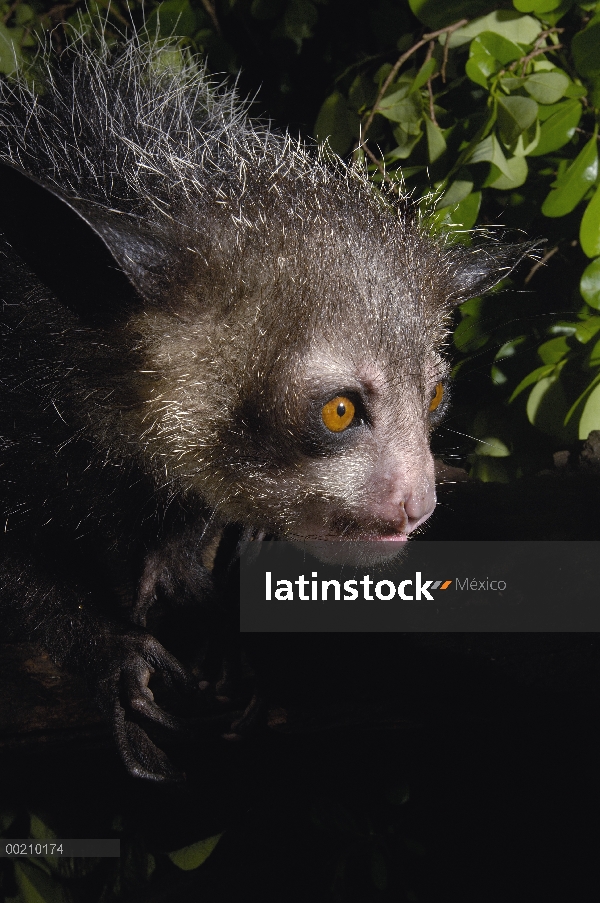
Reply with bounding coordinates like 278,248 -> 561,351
0,31 -> 534,779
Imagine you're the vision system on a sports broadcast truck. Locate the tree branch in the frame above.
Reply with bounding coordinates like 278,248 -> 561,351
362,18 -> 468,140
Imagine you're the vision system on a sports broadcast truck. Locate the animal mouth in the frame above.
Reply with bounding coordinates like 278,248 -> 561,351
327,512 -> 412,542
367,532 -> 408,542
292,516 -> 411,543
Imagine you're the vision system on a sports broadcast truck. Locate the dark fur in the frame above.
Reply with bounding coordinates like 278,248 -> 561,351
0,34 -> 534,779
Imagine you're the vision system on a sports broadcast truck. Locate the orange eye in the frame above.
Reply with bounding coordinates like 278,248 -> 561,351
429,382 -> 444,412
322,396 -> 355,432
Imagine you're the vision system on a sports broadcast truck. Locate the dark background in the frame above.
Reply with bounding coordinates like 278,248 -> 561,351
1,1 -> 600,900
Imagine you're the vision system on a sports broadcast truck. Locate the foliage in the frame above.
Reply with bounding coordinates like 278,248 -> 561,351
3,0 -> 600,478
311,0 -> 600,478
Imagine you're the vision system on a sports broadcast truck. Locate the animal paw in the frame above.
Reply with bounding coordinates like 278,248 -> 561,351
94,632 -> 192,782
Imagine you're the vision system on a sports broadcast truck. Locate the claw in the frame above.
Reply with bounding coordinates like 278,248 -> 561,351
113,711 -> 185,783
94,632 -> 192,782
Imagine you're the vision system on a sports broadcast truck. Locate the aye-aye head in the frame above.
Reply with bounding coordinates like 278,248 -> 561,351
0,36 -> 535,543
114,182 -> 532,544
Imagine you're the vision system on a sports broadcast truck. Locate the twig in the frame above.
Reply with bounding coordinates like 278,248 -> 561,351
200,0 -> 221,35
1,0 -> 20,26
361,143 -> 402,193
520,43 -> 563,75
362,18 -> 468,140
524,245 -> 559,284
428,79 -> 437,125
517,27 -> 564,75
536,26 -> 565,42
43,2 -> 78,21
440,26 -> 454,82
424,40 -> 438,126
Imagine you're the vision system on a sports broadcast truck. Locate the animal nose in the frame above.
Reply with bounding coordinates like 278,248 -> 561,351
374,478 -> 436,536
404,483 -> 437,533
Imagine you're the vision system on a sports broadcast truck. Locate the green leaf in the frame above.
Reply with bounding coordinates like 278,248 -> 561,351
497,95 -> 538,146
0,810 -> 16,833
564,371 -> 600,423
278,0 -> 319,52
14,4 -> 35,25
452,302 -> 489,351
390,122 -> 423,158
145,0 -> 198,37
549,322 -> 578,336
537,100 -> 566,120
440,176 -> 474,208
475,30 -> 524,64
563,82 -> 587,98
580,185 -> 600,258
466,46 -> 500,88
575,317 -> 600,343
452,190 -> 482,229
408,0 -> 492,30
314,92 -> 356,155
470,457 -> 515,481
512,118 -> 540,156
509,363 -> 556,401
588,76 -> 600,109
524,71 -> 569,104
513,0 -> 562,11
348,74 -> 376,113
168,833 -> 223,871
572,14 -> 600,78
579,381 -> 600,438
446,11 -> 543,49
487,154 -> 528,189
541,136 -> 598,217
526,370 -> 576,439
30,816 -> 56,842
538,0 -> 576,26
495,335 -> 528,358
501,75 -> 527,91
589,337 -> 600,366
14,860 -> 67,903
580,257 -> 600,309
460,297 -> 484,317
470,134 -> 513,177
465,31 -> 524,88
0,23 -> 23,75
413,57 -> 437,91
425,117 -> 447,162
528,99 -> 582,156
473,436 -> 511,456
378,85 -> 422,124
537,335 -> 570,363
434,190 -> 482,234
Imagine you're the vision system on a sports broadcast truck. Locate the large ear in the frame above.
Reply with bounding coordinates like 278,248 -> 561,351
1,162 -> 175,305
446,240 -> 543,305
56,198 -> 174,305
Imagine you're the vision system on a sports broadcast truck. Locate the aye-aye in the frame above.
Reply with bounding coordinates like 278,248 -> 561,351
0,35 -> 533,780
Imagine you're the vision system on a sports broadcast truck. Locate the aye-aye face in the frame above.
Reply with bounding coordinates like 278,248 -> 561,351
146,222 -> 457,543
123,193 -> 530,543
209,321 -> 450,542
